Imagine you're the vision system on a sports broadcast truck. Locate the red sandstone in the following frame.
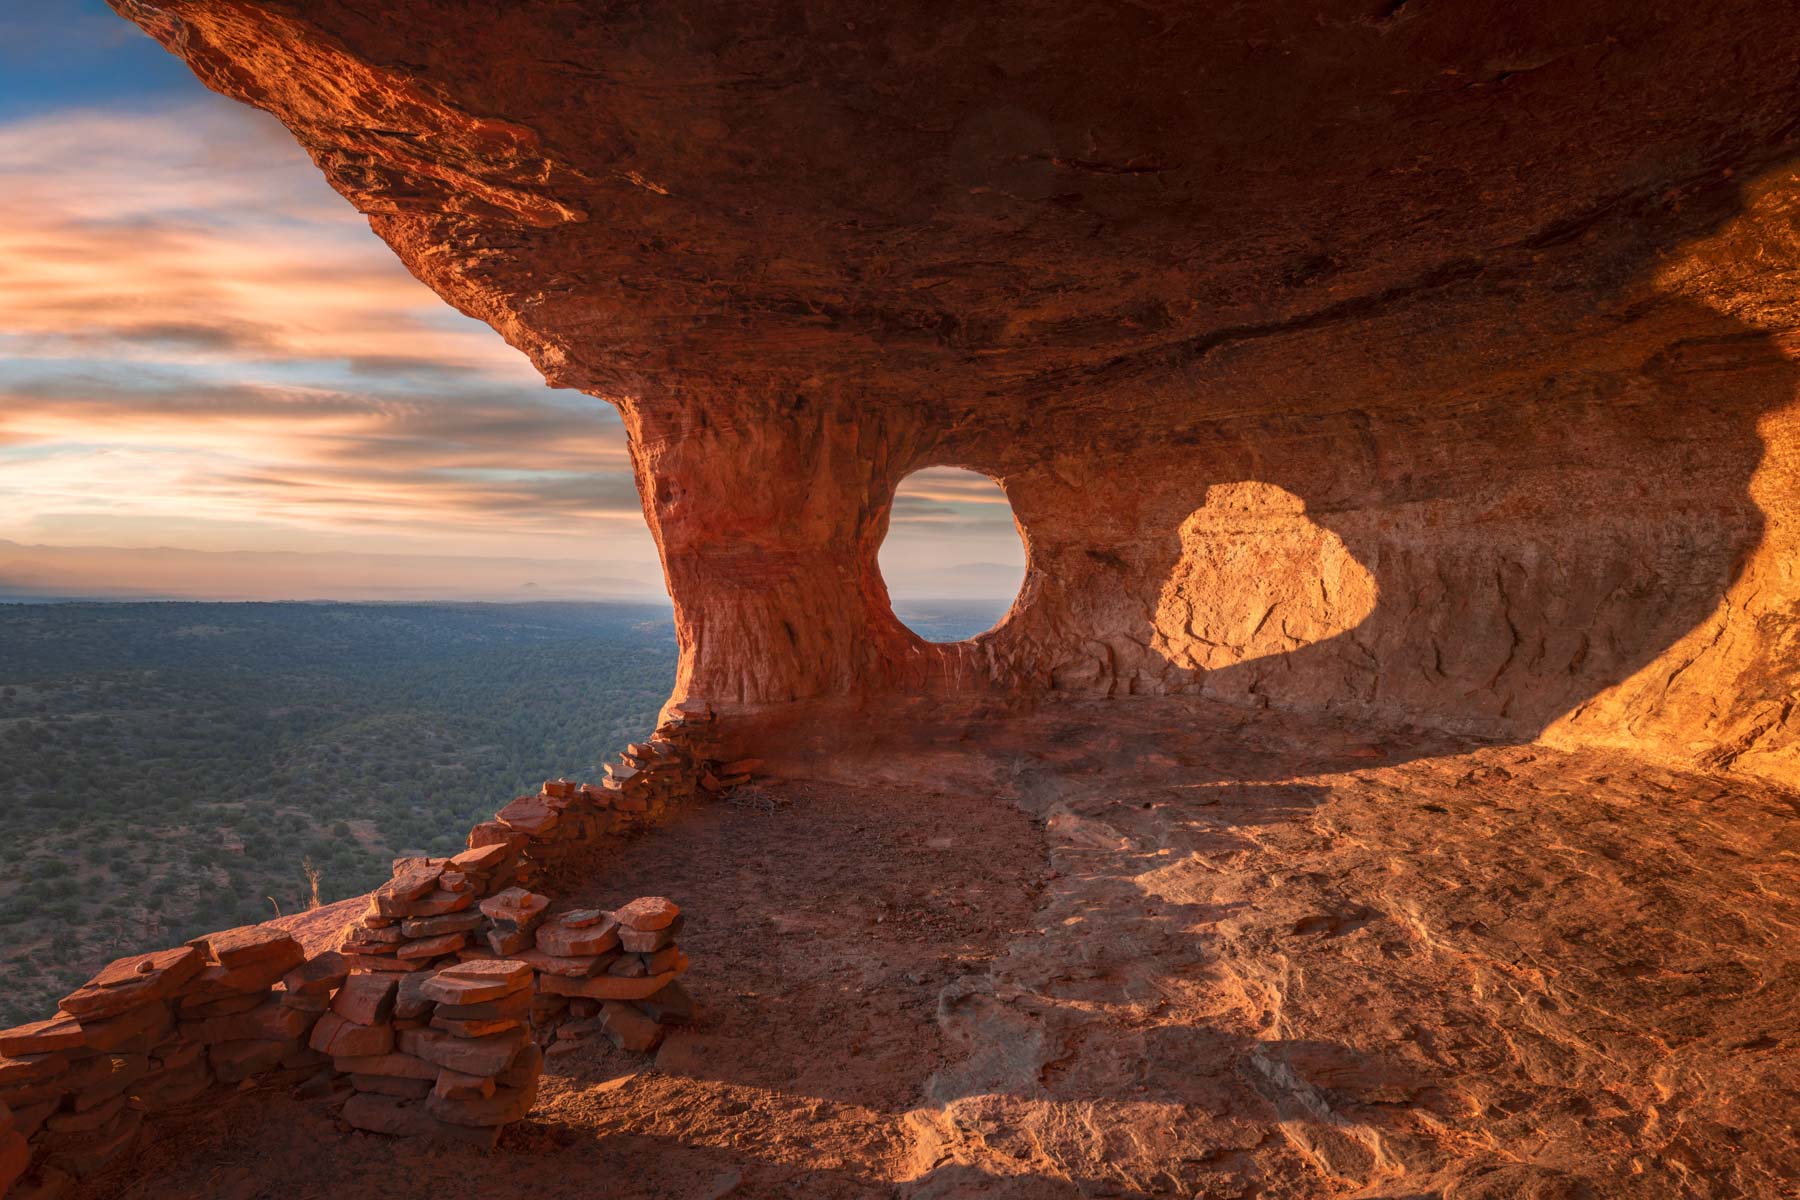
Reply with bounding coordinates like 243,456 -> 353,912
8,1 -> 1797,1193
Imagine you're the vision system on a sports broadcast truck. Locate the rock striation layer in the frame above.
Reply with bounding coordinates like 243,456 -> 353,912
109,0 -> 1800,788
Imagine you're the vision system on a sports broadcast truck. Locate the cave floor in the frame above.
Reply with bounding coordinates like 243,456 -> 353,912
90,699 -> 1799,1200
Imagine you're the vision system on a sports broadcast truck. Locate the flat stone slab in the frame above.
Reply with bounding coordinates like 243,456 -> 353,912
418,960 -> 533,1006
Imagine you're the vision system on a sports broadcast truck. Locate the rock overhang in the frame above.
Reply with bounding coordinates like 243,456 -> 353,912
107,0 -> 1800,397
110,0 -> 1800,788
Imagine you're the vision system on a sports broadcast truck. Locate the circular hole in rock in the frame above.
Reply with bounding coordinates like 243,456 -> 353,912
877,467 -> 1026,642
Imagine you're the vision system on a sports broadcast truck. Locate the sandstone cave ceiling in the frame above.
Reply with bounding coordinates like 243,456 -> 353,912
111,0 -> 1800,790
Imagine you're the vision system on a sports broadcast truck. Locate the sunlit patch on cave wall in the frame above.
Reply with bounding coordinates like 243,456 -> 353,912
1151,482 -> 1376,674
1536,163 -> 1800,788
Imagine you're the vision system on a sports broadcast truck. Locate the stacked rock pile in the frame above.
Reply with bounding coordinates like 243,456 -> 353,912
0,702 -> 735,1194
447,708 -> 724,892
658,700 -> 721,755
470,779 -> 611,879
657,698 -> 758,796
529,897 -> 694,1055
441,704 -> 732,898
323,828 -> 696,1142
0,886 -> 696,1191
0,925 -> 329,1191
623,700 -> 732,806
328,890 -> 692,1143
333,960 -> 542,1147
601,743 -> 679,813
475,886 -> 545,955
338,841 -> 525,973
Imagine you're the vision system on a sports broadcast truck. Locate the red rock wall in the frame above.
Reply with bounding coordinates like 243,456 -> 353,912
107,0 -> 1800,788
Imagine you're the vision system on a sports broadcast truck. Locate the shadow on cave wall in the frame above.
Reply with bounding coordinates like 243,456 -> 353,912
1160,299 -> 1786,747
694,201 -> 1796,791
926,172 -> 1798,775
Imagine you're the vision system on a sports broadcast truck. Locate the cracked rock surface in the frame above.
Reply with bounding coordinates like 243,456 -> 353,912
111,0 -> 1800,790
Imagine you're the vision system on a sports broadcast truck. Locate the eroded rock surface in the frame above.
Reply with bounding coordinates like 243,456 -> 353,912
88,701 -> 1800,1198
110,0 -> 1800,789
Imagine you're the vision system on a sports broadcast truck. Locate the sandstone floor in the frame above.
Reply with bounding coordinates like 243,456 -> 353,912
82,700 -> 1800,1199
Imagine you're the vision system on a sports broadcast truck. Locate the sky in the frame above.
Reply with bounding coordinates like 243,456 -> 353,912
0,1 -> 1026,606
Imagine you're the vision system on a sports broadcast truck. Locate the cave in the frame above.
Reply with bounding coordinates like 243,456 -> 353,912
91,0 -> 1800,777
14,1 -> 1798,1196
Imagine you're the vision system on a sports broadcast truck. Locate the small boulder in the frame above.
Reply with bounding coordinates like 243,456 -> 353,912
614,897 -> 681,932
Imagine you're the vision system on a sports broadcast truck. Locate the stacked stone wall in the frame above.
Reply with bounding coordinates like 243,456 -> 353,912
0,703 -> 732,1196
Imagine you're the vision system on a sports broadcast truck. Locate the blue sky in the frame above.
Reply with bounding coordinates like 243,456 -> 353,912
0,2 -> 196,119
0,2 -> 1024,604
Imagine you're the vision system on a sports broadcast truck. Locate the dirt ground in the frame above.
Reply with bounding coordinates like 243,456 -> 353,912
78,698 -> 1800,1199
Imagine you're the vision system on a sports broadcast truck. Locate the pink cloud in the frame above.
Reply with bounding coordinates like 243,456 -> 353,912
0,99 -> 660,584
0,102 -> 538,379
